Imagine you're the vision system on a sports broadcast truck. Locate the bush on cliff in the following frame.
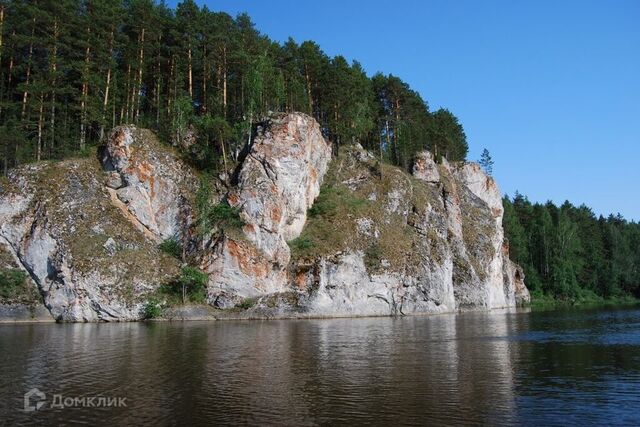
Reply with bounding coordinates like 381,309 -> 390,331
163,266 -> 208,304
158,239 -> 182,260
0,269 -> 38,304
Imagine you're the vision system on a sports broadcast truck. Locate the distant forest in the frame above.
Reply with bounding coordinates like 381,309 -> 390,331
0,1 -> 637,301
0,0 -> 468,174
504,195 -> 640,301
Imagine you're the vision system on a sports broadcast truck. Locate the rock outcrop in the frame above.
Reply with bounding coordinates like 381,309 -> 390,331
0,128 -> 189,321
0,113 -> 529,322
101,126 -> 198,242
201,113 -> 332,307
282,144 -> 530,317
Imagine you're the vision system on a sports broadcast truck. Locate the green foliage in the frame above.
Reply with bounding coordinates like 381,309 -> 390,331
0,269 -> 30,301
143,298 -> 163,319
288,237 -> 314,254
163,266 -> 208,305
364,244 -> 383,272
308,186 -> 366,218
172,96 -> 195,147
0,1 -> 467,175
209,203 -> 245,230
158,239 -> 182,260
504,194 -> 640,302
195,175 -> 244,237
479,148 -> 494,176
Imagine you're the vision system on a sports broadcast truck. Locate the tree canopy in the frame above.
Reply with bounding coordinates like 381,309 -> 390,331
503,194 -> 640,300
0,0 -> 469,174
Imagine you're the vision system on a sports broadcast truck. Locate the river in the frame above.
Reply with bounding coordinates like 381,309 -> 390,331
1,306 -> 640,425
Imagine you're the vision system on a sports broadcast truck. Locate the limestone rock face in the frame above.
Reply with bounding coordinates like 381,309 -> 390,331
101,126 -> 198,241
0,148 -> 183,321
282,145 -> 528,316
202,113 -> 332,306
0,113 -> 528,321
412,151 -> 440,183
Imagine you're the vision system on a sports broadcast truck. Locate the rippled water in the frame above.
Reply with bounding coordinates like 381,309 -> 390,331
1,306 -> 640,425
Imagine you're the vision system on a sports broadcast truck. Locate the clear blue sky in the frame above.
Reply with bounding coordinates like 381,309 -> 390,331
169,0 -> 639,220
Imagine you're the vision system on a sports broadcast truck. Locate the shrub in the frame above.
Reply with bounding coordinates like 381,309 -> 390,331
158,238 -> 182,259
209,202 -> 245,230
143,298 -> 163,319
0,269 -> 29,300
164,266 -> 208,304
364,244 -> 383,272
195,178 -> 245,236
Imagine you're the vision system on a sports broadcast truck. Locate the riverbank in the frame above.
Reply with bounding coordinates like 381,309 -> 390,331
1,302 -> 531,324
529,289 -> 639,310
4,294 -> 637,324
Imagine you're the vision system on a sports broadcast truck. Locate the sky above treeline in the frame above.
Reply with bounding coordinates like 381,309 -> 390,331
168,0 -> 640,220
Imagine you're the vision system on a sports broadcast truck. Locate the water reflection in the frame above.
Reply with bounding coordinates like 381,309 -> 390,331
1,306 -> 640,425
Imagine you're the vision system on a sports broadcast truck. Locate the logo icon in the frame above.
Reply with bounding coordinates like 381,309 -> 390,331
24,388 -> 46,412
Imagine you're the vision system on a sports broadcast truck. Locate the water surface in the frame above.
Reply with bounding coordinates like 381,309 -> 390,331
1,306 -> 640,425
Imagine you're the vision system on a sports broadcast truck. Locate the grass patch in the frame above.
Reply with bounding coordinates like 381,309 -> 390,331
0,268 -> 39,305
288,236 -> 314,253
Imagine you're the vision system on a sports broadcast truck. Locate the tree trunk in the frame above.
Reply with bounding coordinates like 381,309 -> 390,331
49,18 -> 59,156
21,19 -> 36,120
222,46 -> 227,118
79,27 -> 91,151
36,94 -> 44,161
393,98 -> 401,164
202,45 -> 207,113
99,29 -> 114,142
135,28 -> 145,123
0,5 -> 4,75
220,135 -> 228,176
188,42 -> 193,99
305,64 -> 313,115
167,56 -> 174,116
124,64 -> 131,123
155,35 -> 162,128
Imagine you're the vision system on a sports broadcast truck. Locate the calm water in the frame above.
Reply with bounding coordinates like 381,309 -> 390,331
1,307 -> 640,426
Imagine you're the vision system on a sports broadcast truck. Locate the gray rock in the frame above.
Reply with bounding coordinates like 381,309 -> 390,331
103,237 -> 117,256
105,171 -> 123,189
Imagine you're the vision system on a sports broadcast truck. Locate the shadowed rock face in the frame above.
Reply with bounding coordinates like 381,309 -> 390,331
0,112 -> 528,321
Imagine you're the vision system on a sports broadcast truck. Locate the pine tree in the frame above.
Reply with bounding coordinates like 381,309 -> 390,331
479,148 -> 494,175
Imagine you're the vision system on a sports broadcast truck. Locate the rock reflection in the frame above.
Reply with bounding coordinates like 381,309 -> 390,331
2,306 -> 640,425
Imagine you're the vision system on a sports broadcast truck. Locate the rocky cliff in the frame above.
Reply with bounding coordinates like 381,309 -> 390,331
0,113 -> 528,322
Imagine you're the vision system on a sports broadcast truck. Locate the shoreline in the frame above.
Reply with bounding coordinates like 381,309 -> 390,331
2,298 -> 637,325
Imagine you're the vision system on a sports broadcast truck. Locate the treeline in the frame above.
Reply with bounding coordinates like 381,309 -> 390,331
0,0 -> 468,175
503,194 -> 640,300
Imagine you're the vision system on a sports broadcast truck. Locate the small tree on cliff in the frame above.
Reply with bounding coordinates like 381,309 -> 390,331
479,148 -> 494,176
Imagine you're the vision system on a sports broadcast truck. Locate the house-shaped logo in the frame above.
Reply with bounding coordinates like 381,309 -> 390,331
24,388 -> 46,412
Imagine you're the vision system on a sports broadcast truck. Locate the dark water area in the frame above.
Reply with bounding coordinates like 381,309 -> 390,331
1,306 -> 640,426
